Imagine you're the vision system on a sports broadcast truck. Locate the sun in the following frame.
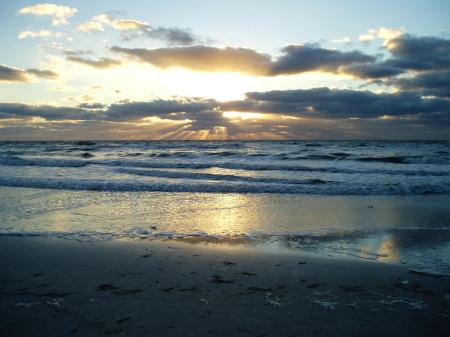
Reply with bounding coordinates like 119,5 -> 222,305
223,111 -> 263,119
157,70 -> 259,102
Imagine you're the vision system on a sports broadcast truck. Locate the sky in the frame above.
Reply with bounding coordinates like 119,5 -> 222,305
1,1 -> 450,140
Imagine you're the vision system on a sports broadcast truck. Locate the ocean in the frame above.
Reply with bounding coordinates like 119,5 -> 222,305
1,140 -> 449,274
1,140 -> 449,195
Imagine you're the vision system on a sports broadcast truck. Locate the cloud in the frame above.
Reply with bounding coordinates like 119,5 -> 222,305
80,95 -> 96,101
0,64 -> 62,83
268,44 -> 375,76
111,19 -> 150,30
332,37 -> 351,43
339,63 -> 406,79
75,22 -> 104,33
109,45 -> 271,75
385,70 -> 450,98
2,86 -> 449,139
0,102 -> 100,121
59,33 -> 450,81
93,14 -> 197,45
378,27 -> 407,39
100,87 -> 450,124
142,27 -> 198,46
383,34 -> 450,71
76,103 -> 105,109
62,95 -> 99,102
93,14 -> 114,24
18,4 -> 78,25
359,27 -> 406,42
92,15 -> 150,31
48,86 -> 75,91
109,44 -> 376,77
84,85 -> 105,90
62,49 -> 93,56
0,65 -> 34,83
18,30 -> 65,39
105,98 -> 219,120
27,68 -> 62,81
243,87 -> 450,119
66,56 -> 125,69
62,96 -> 78,101
36,43 -> 93,57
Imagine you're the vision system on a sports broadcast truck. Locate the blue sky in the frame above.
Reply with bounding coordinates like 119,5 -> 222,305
1,1 -> 449,140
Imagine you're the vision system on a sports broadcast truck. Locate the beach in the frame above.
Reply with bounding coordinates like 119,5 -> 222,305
1,141 -> 450,335
1,235 -> 450,337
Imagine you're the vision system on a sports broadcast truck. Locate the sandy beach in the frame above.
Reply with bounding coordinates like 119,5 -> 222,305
1,236 -> 449,337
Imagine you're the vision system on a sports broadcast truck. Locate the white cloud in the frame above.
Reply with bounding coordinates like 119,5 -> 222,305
18,4 -> 78,26
332,37 -> 351,43
92,14 -> 149,31
378,27 -> 406,39
111,19 -> 149,31
93,14 -> 113,24
18,30 -> 65,39
359,27 -> 406,42
75,22 -> 104,33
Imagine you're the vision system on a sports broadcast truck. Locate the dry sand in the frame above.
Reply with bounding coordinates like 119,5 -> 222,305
1,236 -> 449,337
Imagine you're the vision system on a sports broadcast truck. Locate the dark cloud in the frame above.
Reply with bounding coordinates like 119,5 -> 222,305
243,87 -> 450,119
383,34 -> 450,71
142,27 -> 197,46
99,88 -> 450,130
66,56 -> 124,69
105,98 -> 219,120
339,63 -> 406,79
119,27 -> 198,46
0,102 -> 102,121
76,103 -> 105,109
27,68 -> 62,81
0,64 -> 62,83
385,70 -> 450,98
268,44 -> 376,76
94,12 -> 198,46
108,44 -> 377,77
108,45 -> 271,75
3,87 -> 449,126
2,86 -> 449,139
0,64 -> 33,83
62,49 -> 94,56
105,35 -> 450,82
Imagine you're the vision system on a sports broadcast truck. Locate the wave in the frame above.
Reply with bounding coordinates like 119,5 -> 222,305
1,155 -> 449,176
116,167 -> 331,185
0,176 -> 447,195
81,152 -> 95,158
359,156 -> 450,165
0,156 -> 87,167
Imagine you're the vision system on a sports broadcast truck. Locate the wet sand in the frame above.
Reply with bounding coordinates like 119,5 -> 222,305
1,236 -> 449,336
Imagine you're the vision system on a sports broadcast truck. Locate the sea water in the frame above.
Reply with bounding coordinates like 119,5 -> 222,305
1,140 -> 449,273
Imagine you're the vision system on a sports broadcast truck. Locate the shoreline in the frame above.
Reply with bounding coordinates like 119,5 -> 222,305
1,236 -> 449,336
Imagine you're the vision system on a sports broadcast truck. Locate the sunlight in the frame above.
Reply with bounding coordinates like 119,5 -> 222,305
152,70 -> 258,101
223,111 -> 263,120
